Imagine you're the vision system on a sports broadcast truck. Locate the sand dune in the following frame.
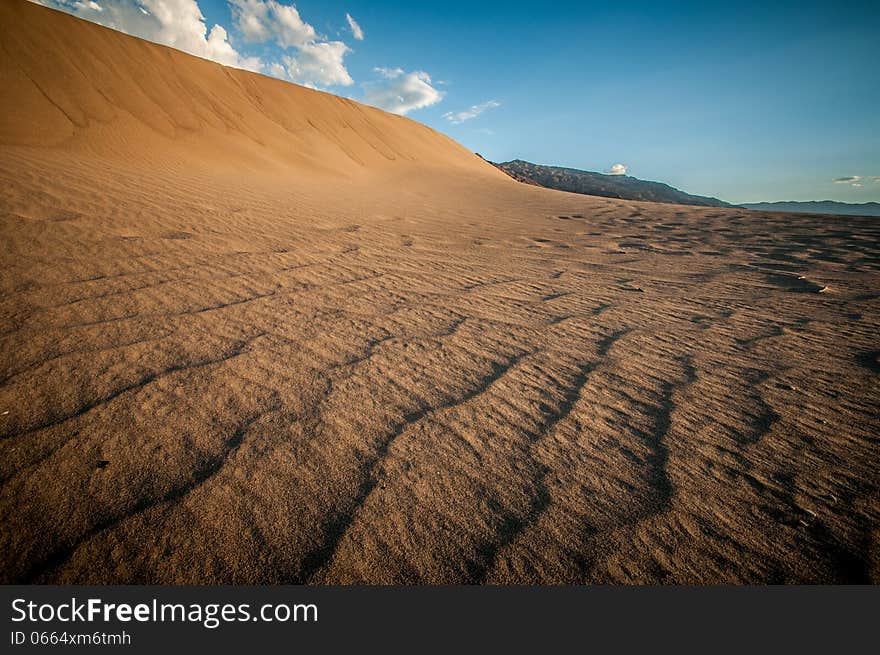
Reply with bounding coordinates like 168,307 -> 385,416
0,0 -> 498,181
1,0 -> 878,584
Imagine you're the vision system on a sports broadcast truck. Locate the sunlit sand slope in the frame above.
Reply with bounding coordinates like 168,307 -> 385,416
0,0 -> 499,180
1,0 -> 878,583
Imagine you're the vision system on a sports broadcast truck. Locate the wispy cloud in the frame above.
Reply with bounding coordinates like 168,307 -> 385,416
442,100 -> 501,124
73,1 -> 103,11
346,13 -> 364,41
362,68 -> 444,115
832,175 -> 871,188
607,163 -> 628,176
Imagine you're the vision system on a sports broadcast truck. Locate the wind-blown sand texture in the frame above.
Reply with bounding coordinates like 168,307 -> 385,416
1,0 -> 878,584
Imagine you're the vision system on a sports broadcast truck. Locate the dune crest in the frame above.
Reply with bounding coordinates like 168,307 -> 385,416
0,0 -> 501,180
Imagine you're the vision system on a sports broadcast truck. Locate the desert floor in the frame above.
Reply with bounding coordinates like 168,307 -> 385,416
1,145 -> 878,583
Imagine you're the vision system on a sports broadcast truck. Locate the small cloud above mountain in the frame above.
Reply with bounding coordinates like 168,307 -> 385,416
832,175 -> 871,188
607,163 -> 628,176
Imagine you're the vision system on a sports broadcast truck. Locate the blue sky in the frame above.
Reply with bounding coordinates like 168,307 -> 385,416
35,1 -> 880,203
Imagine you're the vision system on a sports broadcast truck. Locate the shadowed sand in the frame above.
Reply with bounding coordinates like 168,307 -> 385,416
1,0 -> 878,584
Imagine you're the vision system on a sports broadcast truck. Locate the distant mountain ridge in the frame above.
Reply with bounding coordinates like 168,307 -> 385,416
739,201 -> 880,217
491,159 -> 731,207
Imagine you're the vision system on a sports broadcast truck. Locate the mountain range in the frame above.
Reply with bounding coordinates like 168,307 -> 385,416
492,160 -> 880,216
491,159 -> 731,207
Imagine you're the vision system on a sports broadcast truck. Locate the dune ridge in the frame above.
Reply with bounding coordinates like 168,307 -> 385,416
1,0 -> 878,584
0,0 -> 500,181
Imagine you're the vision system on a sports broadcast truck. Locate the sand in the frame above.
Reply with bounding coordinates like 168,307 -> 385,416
1,0 -> 878,584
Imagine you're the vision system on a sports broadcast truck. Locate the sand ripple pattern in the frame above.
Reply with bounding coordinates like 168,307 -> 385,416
1,151 -> 879,584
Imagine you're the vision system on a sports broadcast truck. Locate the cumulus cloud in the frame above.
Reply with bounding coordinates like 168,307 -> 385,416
229,0 -> 352,87
282,41 -> 352,88
346,13 -> 364,41
32,0 -> 261,71
229,0 -> 315,47
362,68 -> 444,115
607,163 -> 628,176
443,100 -> 500,124
851,183 -> 863,187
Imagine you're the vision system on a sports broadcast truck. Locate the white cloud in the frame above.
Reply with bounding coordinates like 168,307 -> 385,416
73,1 -> 103,11
346,13 -> 364,41
229,0 -> 352,87
268,61 -> 287,77
374,67 -> 404,78
832,175 -> 869,188
32,0 -> 261,71
872,176 -> 880,183
282,41 -> 353,88
230,0 -> 315,47
607,163 -> 628,176
442,100 -> 500,124
362,68 -> 444,115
